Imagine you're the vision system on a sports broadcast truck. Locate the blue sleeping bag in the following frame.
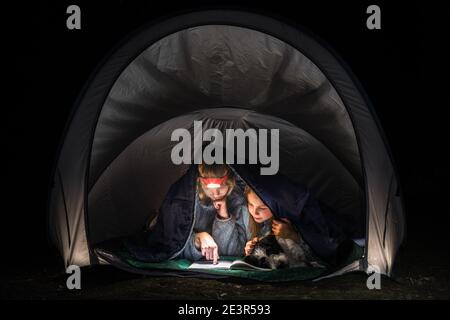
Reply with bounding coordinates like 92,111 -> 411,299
232,165 -> 355,266
119,164 -> 356,267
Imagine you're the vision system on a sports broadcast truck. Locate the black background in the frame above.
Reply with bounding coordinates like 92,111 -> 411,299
6,0 -> 449,270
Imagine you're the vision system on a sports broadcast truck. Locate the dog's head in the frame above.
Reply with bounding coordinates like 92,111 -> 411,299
244,235 -> 289,270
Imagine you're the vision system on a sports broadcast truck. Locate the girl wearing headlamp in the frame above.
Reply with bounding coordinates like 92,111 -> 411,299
179,163 -> 250,264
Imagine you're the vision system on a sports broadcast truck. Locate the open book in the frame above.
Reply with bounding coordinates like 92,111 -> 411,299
187,258 -> 272,271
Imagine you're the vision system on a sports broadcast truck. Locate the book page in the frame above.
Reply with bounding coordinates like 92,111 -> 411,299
230,260 -> 272,271
187,260 -> 233,270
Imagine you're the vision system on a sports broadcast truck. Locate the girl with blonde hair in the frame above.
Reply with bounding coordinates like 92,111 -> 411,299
179,163 -> 250,263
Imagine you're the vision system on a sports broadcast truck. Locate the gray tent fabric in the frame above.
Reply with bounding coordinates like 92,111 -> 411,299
89,26 -> 363,191
48,10 -> 405,277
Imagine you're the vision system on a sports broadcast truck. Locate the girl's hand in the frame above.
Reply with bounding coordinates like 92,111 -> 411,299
213,200 -> 229,219
272,218 -> 300,242
195,232 -> 219,264
244,237 -> 259,256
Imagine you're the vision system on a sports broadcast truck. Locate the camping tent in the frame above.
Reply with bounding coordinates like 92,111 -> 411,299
48,10 -> 405,278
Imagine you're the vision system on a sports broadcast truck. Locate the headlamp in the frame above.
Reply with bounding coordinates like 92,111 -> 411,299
199,175 -> 228,189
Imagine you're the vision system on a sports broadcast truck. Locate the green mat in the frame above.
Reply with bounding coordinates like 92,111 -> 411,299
116,243 -> 364,282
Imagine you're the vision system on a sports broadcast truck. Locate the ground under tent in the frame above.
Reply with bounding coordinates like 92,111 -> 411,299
48,11 -> 405,281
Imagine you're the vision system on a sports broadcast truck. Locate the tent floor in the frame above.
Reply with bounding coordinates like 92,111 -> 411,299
3,234 -> 450,299
93,243 -> 364,282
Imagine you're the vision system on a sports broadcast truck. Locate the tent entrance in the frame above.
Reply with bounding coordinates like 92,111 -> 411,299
89,107 -> 364,248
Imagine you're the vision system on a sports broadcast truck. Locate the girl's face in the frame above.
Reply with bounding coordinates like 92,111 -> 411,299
200,180 -> 230,201
247,190 -> 273,223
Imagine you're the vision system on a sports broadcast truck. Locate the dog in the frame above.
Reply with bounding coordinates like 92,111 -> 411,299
244,234 -> 325,270
244,235 -> 289,270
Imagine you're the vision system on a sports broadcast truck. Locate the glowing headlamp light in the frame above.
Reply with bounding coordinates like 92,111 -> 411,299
199,175 -> 228,189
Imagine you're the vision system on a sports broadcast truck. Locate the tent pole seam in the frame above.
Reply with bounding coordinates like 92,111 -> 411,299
57,168 -> 72,256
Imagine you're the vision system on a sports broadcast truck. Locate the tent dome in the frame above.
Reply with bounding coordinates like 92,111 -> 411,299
48,10 -> 405,278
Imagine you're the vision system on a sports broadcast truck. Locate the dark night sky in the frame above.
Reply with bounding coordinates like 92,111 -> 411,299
5,0 -> 449,264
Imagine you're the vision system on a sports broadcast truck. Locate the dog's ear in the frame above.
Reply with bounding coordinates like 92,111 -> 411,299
259,256 -> 269,269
